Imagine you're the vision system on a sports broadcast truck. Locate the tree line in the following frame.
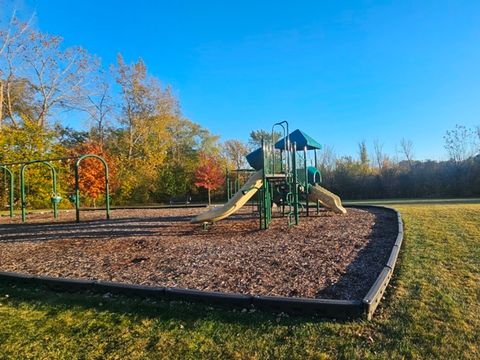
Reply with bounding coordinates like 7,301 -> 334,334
0,13 -> 249,208
1,13 -> 479,211
319,127 -> 480,200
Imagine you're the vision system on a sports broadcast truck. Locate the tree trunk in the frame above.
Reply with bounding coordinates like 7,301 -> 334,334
0,80 -> 3,130
207,189 -> 211,205
128,123 -> 134,160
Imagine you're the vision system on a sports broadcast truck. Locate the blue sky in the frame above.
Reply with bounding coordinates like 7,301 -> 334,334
8,0 -> 480,160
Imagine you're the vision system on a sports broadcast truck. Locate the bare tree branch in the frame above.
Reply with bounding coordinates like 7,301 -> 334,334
399,138 -> 414,167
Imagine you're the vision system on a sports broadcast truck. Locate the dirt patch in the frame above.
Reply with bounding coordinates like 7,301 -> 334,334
0,207 -> 397,300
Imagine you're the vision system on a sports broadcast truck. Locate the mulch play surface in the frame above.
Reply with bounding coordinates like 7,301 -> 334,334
0,207 -> 398,300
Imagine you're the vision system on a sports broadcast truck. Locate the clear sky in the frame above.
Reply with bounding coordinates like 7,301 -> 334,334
8,0 -> 480,160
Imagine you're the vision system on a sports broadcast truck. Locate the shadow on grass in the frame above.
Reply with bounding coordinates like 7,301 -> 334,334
0,278 -> 355,327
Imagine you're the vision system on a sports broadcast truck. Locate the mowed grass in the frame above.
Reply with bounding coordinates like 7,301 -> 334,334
0,204 -> 479,359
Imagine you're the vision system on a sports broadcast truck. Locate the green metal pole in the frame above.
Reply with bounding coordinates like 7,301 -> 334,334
44,162 -> 58,219
292,142 -> 299,225
1,167 -> 14,218
235,172 -> 239,193
262,138 -> 266,229
74,162 -> 80,223
105,164 -> 110,220
53,169 -> 58,219
265,181 -> 271,228
280,150 -> 283,173
21,162 -> 59,222
20,164 -> 26,222
9,168 -> 13,218
225,170 -> 230,200
304,147 -> 309,217
272,143 -> 276,175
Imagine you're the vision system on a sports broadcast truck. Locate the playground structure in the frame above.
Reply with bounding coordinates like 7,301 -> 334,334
0,154 -> 110,223
0,125 -> 402,320
192,121 -> 346,228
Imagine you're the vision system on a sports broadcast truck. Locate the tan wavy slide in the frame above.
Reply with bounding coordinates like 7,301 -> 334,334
191,170 -> 263,223
308,185 -> 347,214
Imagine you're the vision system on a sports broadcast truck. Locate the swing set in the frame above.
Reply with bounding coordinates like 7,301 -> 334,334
0,154 -> 110,223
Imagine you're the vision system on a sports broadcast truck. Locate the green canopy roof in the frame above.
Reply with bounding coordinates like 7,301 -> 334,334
275,129 -> 322,150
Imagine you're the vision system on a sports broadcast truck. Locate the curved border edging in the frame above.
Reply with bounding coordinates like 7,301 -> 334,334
0,206 -> 403,320
350,206 -> 404,319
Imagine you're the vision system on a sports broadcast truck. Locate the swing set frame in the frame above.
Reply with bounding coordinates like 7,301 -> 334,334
0,154 -> 110,223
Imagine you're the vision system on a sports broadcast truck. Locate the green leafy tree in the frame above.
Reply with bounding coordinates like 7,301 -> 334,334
157,119 -> 220,201
0,122 -> 67,209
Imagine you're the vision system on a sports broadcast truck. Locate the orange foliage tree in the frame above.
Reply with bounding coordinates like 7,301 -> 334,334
194,153 -> 224,205
71,141 -> 116,207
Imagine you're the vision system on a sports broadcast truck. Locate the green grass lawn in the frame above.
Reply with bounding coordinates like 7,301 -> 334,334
0,204 -> 479,359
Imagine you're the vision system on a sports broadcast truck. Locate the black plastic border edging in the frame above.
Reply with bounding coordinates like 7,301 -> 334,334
349,205 -> 404,320
0,206 -> 403,320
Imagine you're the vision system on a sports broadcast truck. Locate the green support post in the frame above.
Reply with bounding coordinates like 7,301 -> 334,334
235,175 -> 239,193
258,188 -> 263,229
0,166 -> 14,218
292,142 -> 299,225
280,150 -> 283,173
304,146 -> 309,217
225,170 -> 230,200
265,181 -> 272,229
19,169 -> 24,223
20,162 -> 58,223
51,164 -> 59,219
74,164 -> 80,223
256,138 -> 274,230
261,138 -> 267,229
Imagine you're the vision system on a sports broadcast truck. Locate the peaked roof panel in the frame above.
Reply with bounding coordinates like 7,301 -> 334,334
275,129 -> 322,150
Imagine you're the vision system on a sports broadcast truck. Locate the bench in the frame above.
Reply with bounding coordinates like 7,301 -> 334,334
169,195 -> 191,206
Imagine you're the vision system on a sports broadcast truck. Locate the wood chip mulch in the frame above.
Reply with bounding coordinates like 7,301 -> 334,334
0,206 -> 398,300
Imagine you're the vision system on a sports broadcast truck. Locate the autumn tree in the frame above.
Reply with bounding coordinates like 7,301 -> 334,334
0,121 -> 68,209
223,139 -> 249,169
114,54 -> 174,159
111,54 -> 178,202
157,118 -> 220,201
71,140 -> 116,207
194,152 -> 224,205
